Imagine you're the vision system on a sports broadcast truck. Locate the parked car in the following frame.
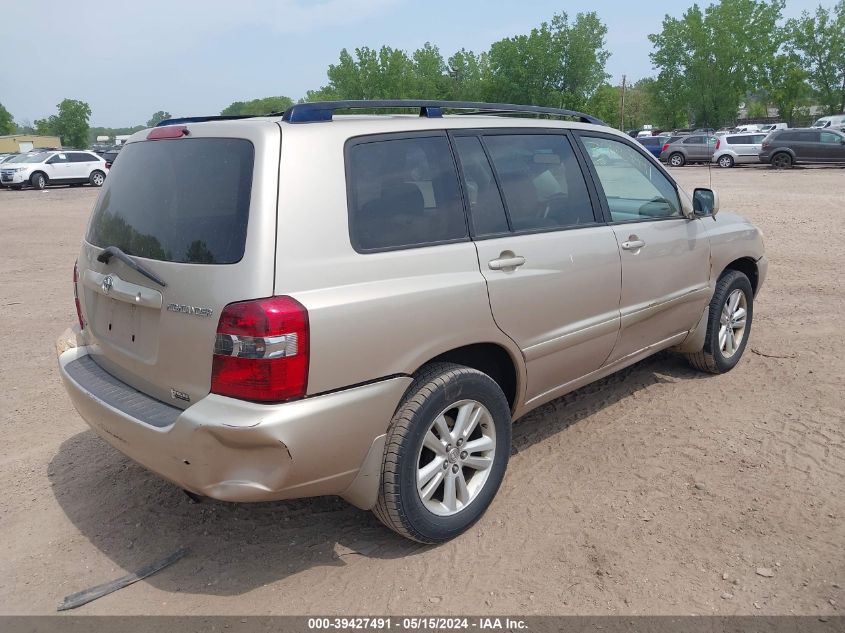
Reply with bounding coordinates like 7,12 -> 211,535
758,123 -> 788,133
637,135 -> 669,158
0,153 -> 22,187
101,148 -> 121,169
810,114 -> 845,131
57,100 -> 767,543
691,127 -> 715,135
0,150 -> 107,189
733,124 -> 760,133
712,133 -> 767,167
759,128 -> 845,168
659,134 -> 718,166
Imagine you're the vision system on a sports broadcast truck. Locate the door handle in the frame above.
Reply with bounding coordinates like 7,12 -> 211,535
488,253 -> 526,271
621,238 -> 645,251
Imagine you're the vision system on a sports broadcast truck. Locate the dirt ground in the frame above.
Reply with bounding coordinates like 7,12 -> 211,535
0,164 -> 843,616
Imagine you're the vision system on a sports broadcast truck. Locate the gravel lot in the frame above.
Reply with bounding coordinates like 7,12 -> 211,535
0,165 -> 842,616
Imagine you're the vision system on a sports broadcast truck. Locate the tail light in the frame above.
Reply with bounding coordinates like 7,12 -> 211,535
105,161 -> 112,170
661,143 -> 670,152
73,261 -> 84,329
211,296 -> 309,403
715,139 -> 721,150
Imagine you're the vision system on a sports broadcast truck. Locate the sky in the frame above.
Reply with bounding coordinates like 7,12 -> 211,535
1,0 -> 827,128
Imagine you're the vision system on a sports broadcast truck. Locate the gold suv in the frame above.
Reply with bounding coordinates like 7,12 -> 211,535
58,101 -> 767,543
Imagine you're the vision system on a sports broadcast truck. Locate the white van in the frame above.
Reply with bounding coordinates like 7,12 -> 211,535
811,114 -> 845,130
759,123 -> 788,133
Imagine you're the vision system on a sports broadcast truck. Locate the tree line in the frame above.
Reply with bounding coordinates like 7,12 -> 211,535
2,0 -> 843,148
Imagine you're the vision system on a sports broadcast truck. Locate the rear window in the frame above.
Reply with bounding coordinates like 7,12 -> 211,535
86,138 -> 254,264
346,135 -> 467,251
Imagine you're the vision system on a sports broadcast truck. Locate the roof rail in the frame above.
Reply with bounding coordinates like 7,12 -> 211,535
280,100 -> 606,125
156,115 -> 255,127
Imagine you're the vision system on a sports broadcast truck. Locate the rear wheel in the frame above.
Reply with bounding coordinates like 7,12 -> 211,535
717,154 -> 734,168
686,270 -> 754,374
771,152 -> 792,169
373,363 -> 511,543
669,152 -> 685,167
89,170 -> 105,187
30,172 -> 46,190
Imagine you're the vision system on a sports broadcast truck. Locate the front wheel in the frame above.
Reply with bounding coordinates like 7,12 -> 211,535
373,363 -> 511,543
717,154 -> 734,168
686,270 -> 754,374
89,170 -> 105,187
30,172 -> 46,190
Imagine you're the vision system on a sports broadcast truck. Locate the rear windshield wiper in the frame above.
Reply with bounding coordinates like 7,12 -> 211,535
96,246 -> 167,288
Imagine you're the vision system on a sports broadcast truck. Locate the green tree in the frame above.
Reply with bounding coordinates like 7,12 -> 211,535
412,42 -> 450,99
146,111 -> 172,126
0,102 -> 15,135
766,54 -> 811,124
220,96 -> 294,116
446,49 -> 488,100
34,99 -> 92,148
586,84 -> 621,127
649,0 -> 785,127
485,12 -> 610,110
786,1 -> 845,114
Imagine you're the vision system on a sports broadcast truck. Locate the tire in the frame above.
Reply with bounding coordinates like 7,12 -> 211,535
89,170 -> 106,187
373,362 -> 512,543
686,270 -> 754,374
717,154 -> 734,168
30,172 -> 47,190
771,152 -> 792,169
669,152 -> 685,167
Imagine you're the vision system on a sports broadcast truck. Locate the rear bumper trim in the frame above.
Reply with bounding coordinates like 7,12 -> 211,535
64,355 -> 179,428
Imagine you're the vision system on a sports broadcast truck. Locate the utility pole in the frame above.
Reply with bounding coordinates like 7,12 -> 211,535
620,74 -> 627,131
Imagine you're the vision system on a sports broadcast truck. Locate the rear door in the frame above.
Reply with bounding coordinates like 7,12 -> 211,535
77,122 -> 281,407
683,135 -> 705,160
576,132 -> 711,362
453,130 -> 622,405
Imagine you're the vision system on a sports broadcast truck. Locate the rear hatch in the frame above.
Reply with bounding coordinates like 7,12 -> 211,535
76,121 -> 281,408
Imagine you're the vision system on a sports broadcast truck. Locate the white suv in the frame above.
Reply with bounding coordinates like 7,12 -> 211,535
0,150 -> 107,190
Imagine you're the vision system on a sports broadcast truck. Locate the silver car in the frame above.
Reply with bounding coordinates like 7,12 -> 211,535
57,101 -> 767,543
712,133 -> 767,167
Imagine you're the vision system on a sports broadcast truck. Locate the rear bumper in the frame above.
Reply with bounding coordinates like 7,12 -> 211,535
58,338 -> 410,508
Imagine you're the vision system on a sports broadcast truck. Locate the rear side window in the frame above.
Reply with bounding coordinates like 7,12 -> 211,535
453,136 -> 509,235
346,135 -> 466,251
86,138 -> 254,264
727,135 -> 750,144
483,134 -> 595,231
781,130 -> 818,142
69,152 -> 98,162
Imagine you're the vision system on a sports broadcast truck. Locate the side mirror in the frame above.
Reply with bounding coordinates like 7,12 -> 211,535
693,188 -> 720,217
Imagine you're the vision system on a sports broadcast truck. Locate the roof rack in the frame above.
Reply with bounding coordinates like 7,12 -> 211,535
280,100 -> 606,125
156,114 -> 256,127
155,101 -> 606,128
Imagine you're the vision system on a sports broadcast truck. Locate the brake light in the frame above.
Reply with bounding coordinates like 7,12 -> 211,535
211,296 -> 309,402
662,143 -> 670,153
147,125 -> 189,140
105,161 -> 112,170
73,261 -> 84,329
715,139 -> 721,150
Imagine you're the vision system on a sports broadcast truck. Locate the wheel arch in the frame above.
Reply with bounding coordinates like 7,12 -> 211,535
30,170 -> 48,183
722,256 -> 759,295
413,342 -> 523,414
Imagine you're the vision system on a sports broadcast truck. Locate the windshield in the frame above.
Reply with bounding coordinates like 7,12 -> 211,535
86,138 -> 255,264
19,153 -> 50,163
812,119 -> 829,128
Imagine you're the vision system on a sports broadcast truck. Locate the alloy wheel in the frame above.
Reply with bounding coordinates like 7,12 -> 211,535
416,399 -> 496,517
719,289 -> 748,358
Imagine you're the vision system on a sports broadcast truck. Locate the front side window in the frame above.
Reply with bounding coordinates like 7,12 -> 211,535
581,135 -> 682,222
47,153 -> 69,164
346,136 -> 466,251
820,132 -> 842,144
482,134 -> 595,231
